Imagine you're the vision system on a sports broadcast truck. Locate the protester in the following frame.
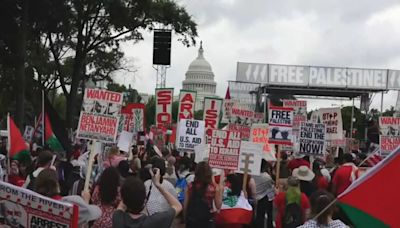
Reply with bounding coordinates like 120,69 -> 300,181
312,160 -> 329,190
332,153 -> 359,196
129,155 -> 141,177
34,168 -> 102,226
164,156 -> 177,185
216,173 -> 252,228
292,165 -> 317,197
112,169 -> 182,227
298,190 -> 347,228
91,167 -> 121,228
184,161 -> 222,228
144,156 -> 177,215
288,153 -> 311,172
253,159 -> 275,228
274,176 -> 311,228
66,160 -> 86,196
23,150 -> 53,189
103,146 -> 126,168
118,160 -> 132,183
8,160 -> 26,187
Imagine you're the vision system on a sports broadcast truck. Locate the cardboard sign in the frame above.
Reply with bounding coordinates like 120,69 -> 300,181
268,106 -> 294,145
176,119 -> 205,150
236,141 -> 263,176
77,88 -> 123,143
155,88 -> 174,128
121,103 -> 145,133
250,123 -> 276,161
0,181 -> 78,227
318,108 -> 343,141
379,117 -> 400,155
208,130 -> 241,170
117,131 -> 134,152
283,100 -> 307,130
228,124 -> 251,141
203,97 -> 223,142
299,122 -> 326,155
177,90 -> 196,122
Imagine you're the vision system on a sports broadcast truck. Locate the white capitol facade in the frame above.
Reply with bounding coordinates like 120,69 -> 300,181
182,42 -> 218,111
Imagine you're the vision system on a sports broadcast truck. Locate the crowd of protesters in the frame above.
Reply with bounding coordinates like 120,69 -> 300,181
4,138 -> 369,228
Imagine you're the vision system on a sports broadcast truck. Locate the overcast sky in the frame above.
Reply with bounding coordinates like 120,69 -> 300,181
118,0 -> 400,112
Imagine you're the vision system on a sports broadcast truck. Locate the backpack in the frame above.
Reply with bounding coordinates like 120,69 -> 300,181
26,173 -> 36,191
175,173 -> 191,203
185,187 -> 213,227
282,197 -> 303,228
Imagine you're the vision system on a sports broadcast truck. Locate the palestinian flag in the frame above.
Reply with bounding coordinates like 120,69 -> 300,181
215,191 -> 253,225
225,86 -> 231,99
338,146 -> 400,227
7,116 -> 30,161
44,113 -> 64,152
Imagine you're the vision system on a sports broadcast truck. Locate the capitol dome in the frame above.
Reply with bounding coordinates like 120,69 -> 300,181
182,42 -> 217,111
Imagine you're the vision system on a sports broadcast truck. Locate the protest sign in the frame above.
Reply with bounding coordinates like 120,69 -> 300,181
268,106 -> 294,145
221,99 -> 235,124
177,90 -> 196,122
117,131 -> 134,152
283,100 -> 307,130
318,107 -> 343,140
208,130 -> 241,170
299,122 -> 326,156
379,117 -> 400,155
250,123 -> 276,161
230,103 -> 255,125
203,97 -> 223,142
23,126 -> 35,142
236,141 -> 263,176
176,119 -> 205,150
155,88 -> 174,128
0,181 -> 78,227
194,144 -> 209,163
150,126 -> 166,150
121,103 -> 145,133
77,88 -> 123,143
228,124 -> 251,140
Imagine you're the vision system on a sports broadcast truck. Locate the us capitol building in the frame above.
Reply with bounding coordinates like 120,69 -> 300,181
182,42 -> 218,111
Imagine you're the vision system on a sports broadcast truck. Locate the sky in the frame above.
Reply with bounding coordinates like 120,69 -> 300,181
118,0 -> 400,112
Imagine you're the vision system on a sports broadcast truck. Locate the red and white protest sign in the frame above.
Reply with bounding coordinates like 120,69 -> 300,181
155,88 -> 174,128
77,88 -> 123,143
228,123 -> 251,140
268,105 -> 294,145
318,108 -> 343,141
250,123 -> 276,161
283,100 -> 307,130
177,90 -> 196,122
121,103 -> 145,133
379,117 -> 400,155
208,130 -> 241,170
0,181 -> 78,227
203,97 -> 223,142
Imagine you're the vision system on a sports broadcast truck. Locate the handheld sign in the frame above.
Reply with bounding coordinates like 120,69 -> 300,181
317,107 -> 343,140
250,123 -> 276,161
203,97 -> 223,143
177,90 -> 196,122
155,88 -> 174,128
208,130 -> 241,170
236,141 -> 263,176
268,106 -> 294,145
176,119 -> 205,150
299,122 -> 326,156
379,117 -> 400,156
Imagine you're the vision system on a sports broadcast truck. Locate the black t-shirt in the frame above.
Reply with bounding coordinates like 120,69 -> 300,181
112,208 -> 175,228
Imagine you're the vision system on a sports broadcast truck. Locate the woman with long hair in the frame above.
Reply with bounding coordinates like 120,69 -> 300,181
91,167 -> 121,228
184,161 -> 222,228
299,190 -> 346,228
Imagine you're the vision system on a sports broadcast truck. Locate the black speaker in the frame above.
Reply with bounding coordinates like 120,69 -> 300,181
153,30 -> 171,65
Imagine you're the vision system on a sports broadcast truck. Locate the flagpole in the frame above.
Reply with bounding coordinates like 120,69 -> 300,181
358,148 -> 380,167
6,113 -> 10,182
42,90 -> 45,146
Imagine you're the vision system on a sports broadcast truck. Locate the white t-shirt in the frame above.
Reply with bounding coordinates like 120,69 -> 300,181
144,179 -> 177,215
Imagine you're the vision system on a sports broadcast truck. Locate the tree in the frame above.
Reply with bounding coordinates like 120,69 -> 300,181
145,96 -> 156,128
194,109 -> 204,120
42,0 -> 197,128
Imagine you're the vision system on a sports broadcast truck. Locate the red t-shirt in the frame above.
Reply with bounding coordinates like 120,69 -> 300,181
332,165 -> 359,196
274,192 -> 310,228
316,176 -> 329,190
287,159 -> 310,171
9,175 -> 25,187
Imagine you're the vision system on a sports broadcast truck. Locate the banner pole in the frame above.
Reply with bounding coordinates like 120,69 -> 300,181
84,140 -> 97,192
6,113 -> 10,182
275,145 -> 281,187
242,154 -> 250,195
42,90 -> 45,146
263,86 -> 267,123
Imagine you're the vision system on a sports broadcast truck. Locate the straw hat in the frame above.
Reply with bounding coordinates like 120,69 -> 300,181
292,165 -> 315,182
